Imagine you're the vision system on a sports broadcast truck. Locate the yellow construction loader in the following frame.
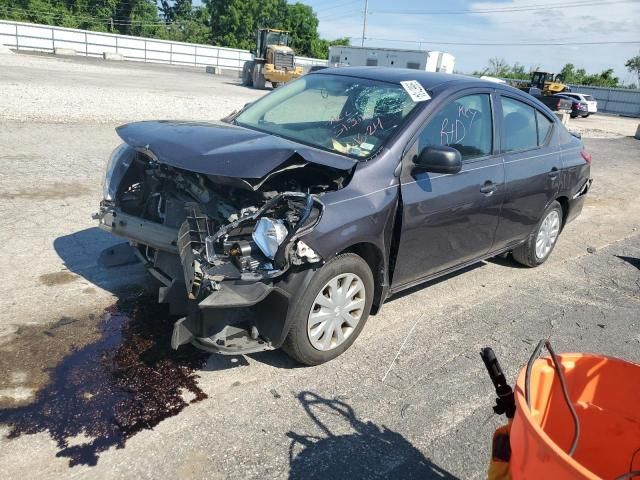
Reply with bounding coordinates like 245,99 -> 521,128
242,29 -> 303,89
521,71 -> 570,95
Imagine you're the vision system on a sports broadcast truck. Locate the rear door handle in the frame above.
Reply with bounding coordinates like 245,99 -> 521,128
548,167 -> 560,178
480,181 -> 497,194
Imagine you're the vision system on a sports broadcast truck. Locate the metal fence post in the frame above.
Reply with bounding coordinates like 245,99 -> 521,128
170,43 -> 172,65
84,31 -> 87,56
51,26 -> 55,53
15,23 -> 18,50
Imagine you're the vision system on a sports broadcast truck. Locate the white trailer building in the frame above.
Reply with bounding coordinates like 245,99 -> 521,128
328,46 -> 455,73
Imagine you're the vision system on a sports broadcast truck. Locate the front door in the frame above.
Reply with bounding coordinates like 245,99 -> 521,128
392,91 -> 505,290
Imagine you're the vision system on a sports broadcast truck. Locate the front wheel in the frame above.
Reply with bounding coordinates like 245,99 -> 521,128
282,253 -> 374,365
582,113 -> 590,118
242,61 -> 254,86
512,201 -> 563,267
252,63 -> 266,89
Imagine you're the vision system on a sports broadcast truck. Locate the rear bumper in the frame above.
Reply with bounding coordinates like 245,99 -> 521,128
566,178 -> 592,224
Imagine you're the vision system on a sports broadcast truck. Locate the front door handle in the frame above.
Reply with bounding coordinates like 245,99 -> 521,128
548,167 -> 560,178
480,181 -> 497,194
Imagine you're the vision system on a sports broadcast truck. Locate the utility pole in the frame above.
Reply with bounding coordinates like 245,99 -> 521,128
361,0 -> 368,47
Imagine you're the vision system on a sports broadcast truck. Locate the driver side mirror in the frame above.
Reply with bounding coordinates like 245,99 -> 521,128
413,145 -> 462,174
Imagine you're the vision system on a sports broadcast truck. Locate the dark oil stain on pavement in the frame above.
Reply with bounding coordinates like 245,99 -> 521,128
0,293 -> 209,467
39,271 -> 79,286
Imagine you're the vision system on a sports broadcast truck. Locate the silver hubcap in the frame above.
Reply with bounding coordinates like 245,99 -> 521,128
536,210 -> 560,259
307,273 -> 366,351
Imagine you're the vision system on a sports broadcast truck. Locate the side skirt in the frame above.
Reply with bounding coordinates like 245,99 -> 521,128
388,242 -> 525,297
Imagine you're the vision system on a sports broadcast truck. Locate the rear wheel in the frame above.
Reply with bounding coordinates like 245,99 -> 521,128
252,63 -> 266,89
582,113 -> 590,118
282,254 -> 373,365
271,82 -> 280,88
513,201 -> 563,267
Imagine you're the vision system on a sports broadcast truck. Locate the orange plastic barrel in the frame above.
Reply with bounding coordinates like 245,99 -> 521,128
510,353 -> 640,480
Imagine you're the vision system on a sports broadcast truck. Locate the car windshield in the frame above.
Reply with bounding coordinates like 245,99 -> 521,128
235,74 -> 423,159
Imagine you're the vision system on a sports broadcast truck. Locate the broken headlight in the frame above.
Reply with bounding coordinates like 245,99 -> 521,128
103,143 -> 135,201
252,217 -> 288,260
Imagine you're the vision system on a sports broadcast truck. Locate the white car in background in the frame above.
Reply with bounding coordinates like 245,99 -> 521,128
561,93 -> 598,116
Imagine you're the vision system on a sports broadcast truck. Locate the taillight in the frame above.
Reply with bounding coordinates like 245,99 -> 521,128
581,149 -> 592,165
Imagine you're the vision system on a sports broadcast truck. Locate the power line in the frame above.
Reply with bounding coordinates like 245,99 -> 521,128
317,9 -> 362,22
358,36 -> 640,46
314,0 -> 361,14
370,0 -> 639,15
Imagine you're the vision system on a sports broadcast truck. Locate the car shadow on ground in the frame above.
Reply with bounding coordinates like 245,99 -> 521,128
0,293 -> 246,467
616,255 -> 640,270
53,227 -> 147,294
286,391 -> 460,480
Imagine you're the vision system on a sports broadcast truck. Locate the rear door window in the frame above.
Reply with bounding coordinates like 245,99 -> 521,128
500,97 -> 538,152
418,93 -> 493,161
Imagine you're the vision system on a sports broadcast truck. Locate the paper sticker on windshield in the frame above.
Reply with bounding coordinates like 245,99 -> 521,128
400,80 -> 431,102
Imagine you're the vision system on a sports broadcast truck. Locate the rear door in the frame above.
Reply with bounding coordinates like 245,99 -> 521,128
392,90 -> 505,289
491,94 -> 561,251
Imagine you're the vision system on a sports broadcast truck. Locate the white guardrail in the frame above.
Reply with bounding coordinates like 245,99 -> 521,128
0,20 -> 327,71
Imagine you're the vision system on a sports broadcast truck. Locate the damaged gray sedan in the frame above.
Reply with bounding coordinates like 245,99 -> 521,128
96,68 -> 591,365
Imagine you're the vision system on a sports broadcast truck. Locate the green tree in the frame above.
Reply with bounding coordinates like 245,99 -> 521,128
625,55 -> 640,87
0,0 -> 342,57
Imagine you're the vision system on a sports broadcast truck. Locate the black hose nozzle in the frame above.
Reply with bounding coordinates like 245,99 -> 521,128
480,347 -> 516,419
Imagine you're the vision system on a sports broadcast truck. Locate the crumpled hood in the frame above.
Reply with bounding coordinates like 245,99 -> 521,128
116,120 -> 355,179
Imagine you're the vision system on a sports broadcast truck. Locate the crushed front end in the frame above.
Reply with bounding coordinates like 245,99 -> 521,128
96,135 -> 350,354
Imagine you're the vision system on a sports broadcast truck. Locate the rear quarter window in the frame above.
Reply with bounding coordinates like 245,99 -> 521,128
536,110 -> 553,145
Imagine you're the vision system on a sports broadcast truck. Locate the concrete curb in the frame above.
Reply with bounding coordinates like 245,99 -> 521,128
54,47 -> 77,56
103,52 -> 123,61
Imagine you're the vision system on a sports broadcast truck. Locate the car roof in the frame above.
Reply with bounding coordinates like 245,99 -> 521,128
313,66 -> 484,90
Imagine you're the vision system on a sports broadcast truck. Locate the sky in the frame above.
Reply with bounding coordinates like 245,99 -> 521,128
301,0 -> 640,83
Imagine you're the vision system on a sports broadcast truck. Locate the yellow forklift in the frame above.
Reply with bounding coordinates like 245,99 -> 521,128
522,71 -> 570,95
242,29 -> 303,89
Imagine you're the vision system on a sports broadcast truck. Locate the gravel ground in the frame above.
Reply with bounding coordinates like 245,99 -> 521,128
0,53 -> 639,480
567,114 -> 639,139
0,52 -> 265,123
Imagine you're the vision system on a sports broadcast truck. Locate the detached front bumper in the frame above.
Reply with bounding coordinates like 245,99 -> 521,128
170,267 -> 315,355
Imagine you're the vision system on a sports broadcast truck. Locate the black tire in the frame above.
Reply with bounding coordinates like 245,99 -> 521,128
252,63 -> 266,89
512,201 -> 563,268
282,253 -> 374,366
271,82 -> 280,88
582,113 -> 590,118
242,61 -> 253,86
